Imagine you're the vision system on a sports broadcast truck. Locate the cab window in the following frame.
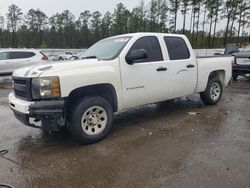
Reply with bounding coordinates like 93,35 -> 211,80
126,36 -> 163,64
164,37 -> 190,60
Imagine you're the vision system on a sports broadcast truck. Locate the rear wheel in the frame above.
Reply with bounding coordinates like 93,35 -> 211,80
200,77 -> 223,105
70,96 -> 113,144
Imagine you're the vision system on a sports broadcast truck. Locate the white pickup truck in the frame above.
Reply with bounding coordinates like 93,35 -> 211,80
9,33 -> 233,144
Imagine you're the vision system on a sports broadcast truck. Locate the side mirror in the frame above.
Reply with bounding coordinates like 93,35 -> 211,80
126,49 -> 148,64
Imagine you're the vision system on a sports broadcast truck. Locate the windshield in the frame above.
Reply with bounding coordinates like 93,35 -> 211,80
79,36 -> 131,60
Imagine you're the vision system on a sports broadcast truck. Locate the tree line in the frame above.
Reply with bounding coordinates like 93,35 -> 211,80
0,0 -> 250,49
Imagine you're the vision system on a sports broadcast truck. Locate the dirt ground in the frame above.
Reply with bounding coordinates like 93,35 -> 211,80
0,77 -> 250,188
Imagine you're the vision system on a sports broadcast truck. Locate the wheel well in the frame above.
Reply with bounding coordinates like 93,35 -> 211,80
66,84 -> 118,112
209,70 -> 225,83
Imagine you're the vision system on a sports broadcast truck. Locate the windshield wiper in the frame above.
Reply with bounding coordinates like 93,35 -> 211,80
81,56 -> 97,59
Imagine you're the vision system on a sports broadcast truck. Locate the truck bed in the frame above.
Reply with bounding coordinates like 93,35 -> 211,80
195,55 -> 233,93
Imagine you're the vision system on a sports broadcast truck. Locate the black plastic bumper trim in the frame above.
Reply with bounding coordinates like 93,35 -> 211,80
13,110 -> 41,129
29,100 -> 65,116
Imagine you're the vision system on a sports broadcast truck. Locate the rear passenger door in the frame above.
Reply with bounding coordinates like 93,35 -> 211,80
120,36 -> 170,109
164,36 -> 197,98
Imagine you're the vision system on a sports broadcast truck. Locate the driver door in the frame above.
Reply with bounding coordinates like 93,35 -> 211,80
120,36 -> 170,109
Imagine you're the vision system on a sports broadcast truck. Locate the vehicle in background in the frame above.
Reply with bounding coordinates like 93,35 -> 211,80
9,33 -> 232,144
69,50 -> 88,61
58,51 -> 78,61
47,54 -> 59,61
224,43 -> 240,55
0,49 -> 48,76
69,55 -> 80,61
224,43 -> 250,80
232,52 -> 250,80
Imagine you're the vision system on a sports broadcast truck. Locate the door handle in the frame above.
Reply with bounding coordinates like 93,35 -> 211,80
156,67 -> 168,71
186,64 -> 195,68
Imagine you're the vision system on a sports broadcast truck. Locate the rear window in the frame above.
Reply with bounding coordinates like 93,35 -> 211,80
164,37 -> 190,60
9,51 -> 36,59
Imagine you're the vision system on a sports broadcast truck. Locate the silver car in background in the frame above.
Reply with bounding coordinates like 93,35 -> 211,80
0,49 -> 49,76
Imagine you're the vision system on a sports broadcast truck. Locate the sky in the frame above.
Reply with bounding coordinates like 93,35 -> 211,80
0,0 -> 227,32
0,0 -> 150,17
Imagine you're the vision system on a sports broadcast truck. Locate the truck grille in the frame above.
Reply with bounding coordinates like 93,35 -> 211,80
13,77 -> 32,101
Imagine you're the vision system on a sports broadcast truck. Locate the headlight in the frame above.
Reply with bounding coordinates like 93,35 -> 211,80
32,77 -> 61,99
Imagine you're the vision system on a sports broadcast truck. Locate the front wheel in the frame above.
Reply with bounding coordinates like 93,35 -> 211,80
69,96 -> 114,144
200,77 -> 223,105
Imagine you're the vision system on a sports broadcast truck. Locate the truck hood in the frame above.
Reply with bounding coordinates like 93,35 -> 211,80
13,59 -> 102,78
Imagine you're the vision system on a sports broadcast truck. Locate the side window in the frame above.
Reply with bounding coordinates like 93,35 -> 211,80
25,52 -> 36,58
0,52 -> 9,60
164,37 -> 190,60
9,52 -> 22,59
127,36 -> 163,63
65,52 -> 72,55
9,52 -> 35,59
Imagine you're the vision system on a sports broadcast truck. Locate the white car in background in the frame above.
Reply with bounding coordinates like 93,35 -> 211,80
58,51 -> 78,61
0,49 -> 49,76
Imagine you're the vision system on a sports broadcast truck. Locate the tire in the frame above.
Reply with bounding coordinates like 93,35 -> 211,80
59,57 -> 63,61
232,74 -> 238,81
200,77 -> 223,105
69,96 -> 114,144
